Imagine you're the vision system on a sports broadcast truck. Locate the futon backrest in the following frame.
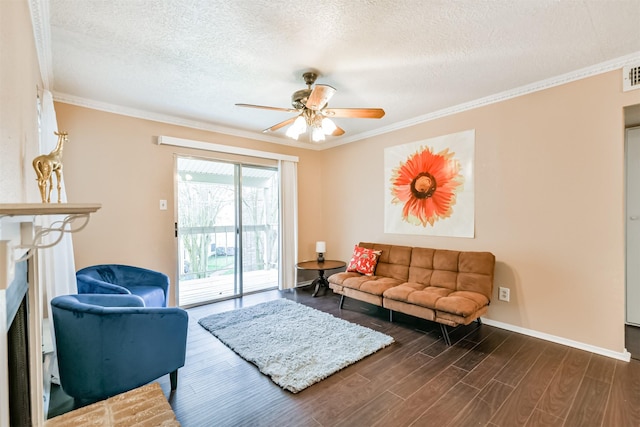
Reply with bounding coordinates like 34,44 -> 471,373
359,242 -> 412,282
408,248 -> 495,300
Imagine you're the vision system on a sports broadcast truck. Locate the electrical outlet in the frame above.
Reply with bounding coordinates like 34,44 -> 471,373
159,199 -> 167,210
498,286 -> 510,302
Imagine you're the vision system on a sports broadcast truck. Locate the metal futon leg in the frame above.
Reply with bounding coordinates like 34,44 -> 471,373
440,323 -> 452,346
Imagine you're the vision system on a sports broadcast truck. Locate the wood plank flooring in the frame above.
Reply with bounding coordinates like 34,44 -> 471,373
49,287 -> 640,426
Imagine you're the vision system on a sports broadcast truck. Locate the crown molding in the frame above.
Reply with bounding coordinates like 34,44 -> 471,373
28,0 -> 53,90
51,92 -> 321,150
321,51 -> 640,150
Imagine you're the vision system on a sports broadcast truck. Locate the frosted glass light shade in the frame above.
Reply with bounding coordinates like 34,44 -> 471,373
286,116 -> 307,140
321,118 -> 337,135
292,116 -> 307,133
316,241 -> 326,253
285,126 -> 300,140
311,127 -> 325,142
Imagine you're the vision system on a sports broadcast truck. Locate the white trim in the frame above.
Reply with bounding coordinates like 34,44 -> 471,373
481,318 -> 631,362
157,136 -> 298,163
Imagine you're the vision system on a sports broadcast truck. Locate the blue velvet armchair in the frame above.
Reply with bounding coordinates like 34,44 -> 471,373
50,294 -> 188,402
76,264 -> 170,307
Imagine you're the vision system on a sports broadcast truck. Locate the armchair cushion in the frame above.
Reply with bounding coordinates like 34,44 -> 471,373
51,294 -> 188,401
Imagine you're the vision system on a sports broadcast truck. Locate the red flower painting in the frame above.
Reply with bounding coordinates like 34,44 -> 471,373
390,146 -> 464,226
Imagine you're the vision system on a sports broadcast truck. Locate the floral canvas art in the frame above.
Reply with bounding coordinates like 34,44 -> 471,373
384,129 -> 475,237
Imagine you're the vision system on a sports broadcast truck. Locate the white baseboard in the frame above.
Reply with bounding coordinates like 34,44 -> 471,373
481,318 -> 631,362
295,280 -> 313,288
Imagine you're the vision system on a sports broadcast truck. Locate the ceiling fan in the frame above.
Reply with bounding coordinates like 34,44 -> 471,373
236,71 -> 385,142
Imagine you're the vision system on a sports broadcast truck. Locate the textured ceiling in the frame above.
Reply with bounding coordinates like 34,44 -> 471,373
39,0 -> 640,149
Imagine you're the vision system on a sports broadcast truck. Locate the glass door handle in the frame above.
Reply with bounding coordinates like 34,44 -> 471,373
631,216 -> 639,220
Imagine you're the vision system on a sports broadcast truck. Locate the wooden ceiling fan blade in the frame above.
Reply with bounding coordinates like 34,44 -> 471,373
324,108 -> 385,119
305,84 -> 336,110
236,103 -> 298,113
262,116 -> 297,133
331,125 -> 345,136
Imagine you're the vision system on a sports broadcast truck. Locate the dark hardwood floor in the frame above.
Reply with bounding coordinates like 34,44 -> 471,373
49,287 -> 640,426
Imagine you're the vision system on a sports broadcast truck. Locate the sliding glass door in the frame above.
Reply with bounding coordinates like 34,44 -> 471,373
176,156 -> 279,307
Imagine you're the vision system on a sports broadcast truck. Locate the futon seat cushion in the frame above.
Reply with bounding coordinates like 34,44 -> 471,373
327,271 -> 363,286
334,275 -> 404,296
435,291 -> 489,317
384,283 -> 452,307
384,283 -> 489,318
358,277 -> 404,296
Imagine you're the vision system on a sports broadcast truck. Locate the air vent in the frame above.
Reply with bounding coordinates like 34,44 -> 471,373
623,65 -> 640,92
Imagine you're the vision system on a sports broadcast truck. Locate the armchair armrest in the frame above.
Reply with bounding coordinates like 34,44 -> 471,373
74,294 -> 145,308
52,294 -> 146,312
117,265 -> 170,296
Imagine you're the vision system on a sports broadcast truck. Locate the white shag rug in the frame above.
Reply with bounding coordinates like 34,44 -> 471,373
198,298 -> 394,393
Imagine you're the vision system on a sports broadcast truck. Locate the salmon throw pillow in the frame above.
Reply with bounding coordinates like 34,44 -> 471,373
346,245 -> 382,276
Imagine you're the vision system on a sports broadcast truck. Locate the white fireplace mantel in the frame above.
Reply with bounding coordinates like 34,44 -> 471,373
0,203 -> 100,427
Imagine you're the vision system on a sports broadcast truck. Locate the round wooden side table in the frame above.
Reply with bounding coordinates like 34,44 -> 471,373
296,260 -> 346,297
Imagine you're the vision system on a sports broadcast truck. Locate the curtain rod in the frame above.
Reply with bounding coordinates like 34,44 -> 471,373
157,136 -> 299,163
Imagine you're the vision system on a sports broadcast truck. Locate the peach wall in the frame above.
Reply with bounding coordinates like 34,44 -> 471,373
0,0 -> 42,203
55,104 -> 323,306
321,70 -> 640,354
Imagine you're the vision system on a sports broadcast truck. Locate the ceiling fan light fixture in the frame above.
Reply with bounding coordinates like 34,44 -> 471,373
312,127 -> 325,142
237,71 -> 385,142
286,115 -> 307,139
321,117 -> 337,135
293,115 -> 307,132
285,126 -> 300,140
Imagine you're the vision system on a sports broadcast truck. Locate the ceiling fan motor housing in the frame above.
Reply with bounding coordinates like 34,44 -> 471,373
302,72 -> 318,86
291,88 -> 312,109
290,71 -> 319,109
